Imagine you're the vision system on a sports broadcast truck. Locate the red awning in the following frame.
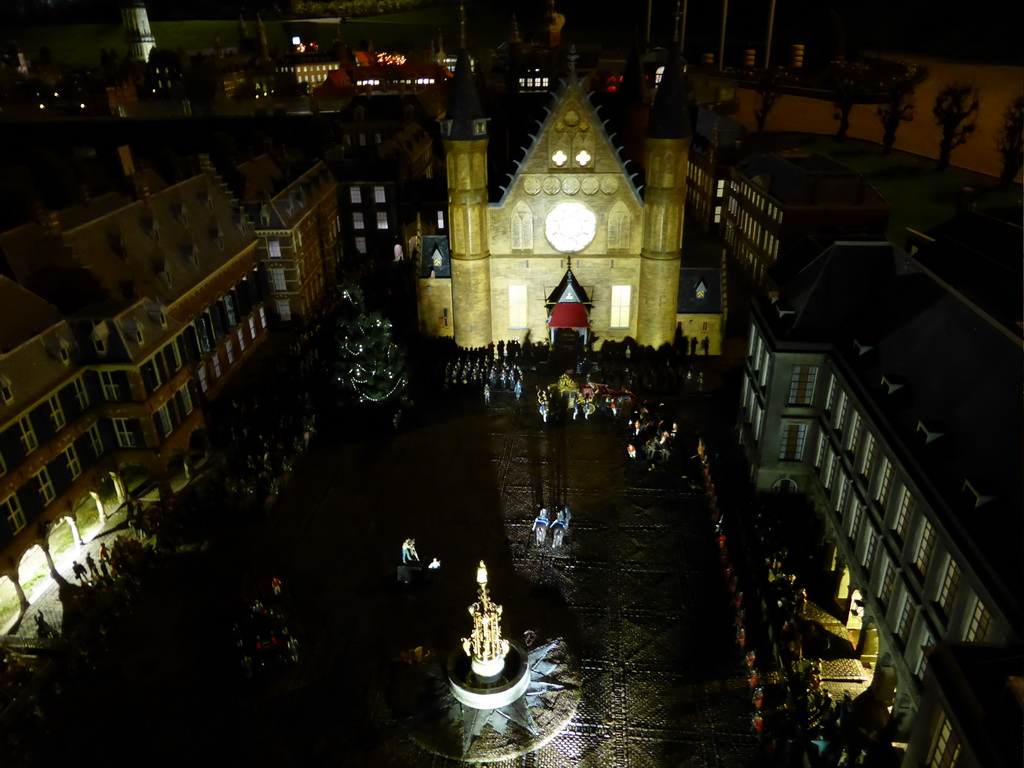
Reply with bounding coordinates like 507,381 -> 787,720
548,303 -> 590,328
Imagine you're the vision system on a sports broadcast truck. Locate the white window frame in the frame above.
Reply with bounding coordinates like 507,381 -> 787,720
88,424 -> 103,457
373,185 -> 386,203
36,466 -> 55,506
73,377 -> 89,410
49,395 -> 65,430
197,365 -> 209,393
212,354 -> 223,379
180,384 -> 194,415
3,494 -> 25,534
268,239 -> 282,259
100,371 -> 120,401
779,422 -> 807,461
65,443 -> 81,479
113,418 -> 137,448
19,417 -> 37,454
376,211 -> 389,230
352,212 -> 364,230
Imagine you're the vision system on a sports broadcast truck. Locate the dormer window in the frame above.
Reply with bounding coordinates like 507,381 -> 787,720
0,375 -> 13,405
197,190 -> 212,210
881,375 -> 903,394
171,202 -> 187,227
141,217 -> 159,241
180,243 -> 199,267
854,339 -> 874,356
259,206 -> 271,226
210,227 -> 224,250
916,421 -> 944,444
91,322 -> 109,355
107,231 -> 126,258
962,478 -> 995,508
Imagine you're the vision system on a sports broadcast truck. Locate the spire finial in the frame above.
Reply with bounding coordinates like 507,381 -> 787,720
566,254 -> 573,271
459,2 -> 467,50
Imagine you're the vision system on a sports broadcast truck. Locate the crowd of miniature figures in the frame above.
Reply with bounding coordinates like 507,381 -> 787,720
703,445 -> 894,767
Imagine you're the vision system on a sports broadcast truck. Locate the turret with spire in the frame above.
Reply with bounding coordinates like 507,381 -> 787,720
441,12 -> 492,349
637,44 -> 691,348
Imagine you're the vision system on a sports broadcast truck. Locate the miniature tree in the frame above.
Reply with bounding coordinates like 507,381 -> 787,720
876,63 -> 929,154
754,69 -> 784,134
827,60 -> 869,142
995,95 -> 1024,187
333,285 -> 409,405
932,83 -> 980,170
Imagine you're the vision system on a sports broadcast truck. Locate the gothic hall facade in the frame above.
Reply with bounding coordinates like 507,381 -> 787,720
417,49 -> 691,351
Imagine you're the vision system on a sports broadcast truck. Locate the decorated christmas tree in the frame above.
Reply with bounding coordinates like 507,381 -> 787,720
333,286 -> 410,405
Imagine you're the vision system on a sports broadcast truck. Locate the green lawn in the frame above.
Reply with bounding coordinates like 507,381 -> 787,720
776,135 -> 1023,241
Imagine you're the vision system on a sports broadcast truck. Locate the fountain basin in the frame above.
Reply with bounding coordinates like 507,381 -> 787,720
446,642 -> 530,710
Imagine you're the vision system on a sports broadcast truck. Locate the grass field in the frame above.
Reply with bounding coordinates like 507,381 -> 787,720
775,135 -> 1023,241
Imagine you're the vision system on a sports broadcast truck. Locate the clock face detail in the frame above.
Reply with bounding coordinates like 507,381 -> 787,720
545,202 -> 596,253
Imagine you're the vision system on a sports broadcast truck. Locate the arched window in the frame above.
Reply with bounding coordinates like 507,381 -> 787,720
607,201 -> 630,250
511,203 -> 533,250
773,478 -> 798,493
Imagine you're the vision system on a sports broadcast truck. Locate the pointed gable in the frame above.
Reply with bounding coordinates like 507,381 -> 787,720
546,266 -> 591,306
499,75 -> 642,206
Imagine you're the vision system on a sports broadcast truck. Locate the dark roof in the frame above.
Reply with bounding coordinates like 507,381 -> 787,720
546,267 -> 592,306
647,46 -> 691,140
736,153 -> 878,206
913,208 -> 1024,336
447,49 -> 486,141
0,277 -> 62,352
765,241 -> 1024,612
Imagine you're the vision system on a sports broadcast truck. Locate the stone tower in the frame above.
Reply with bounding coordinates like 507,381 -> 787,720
637,46 -> 691,348
442,49 -> 492,349
121,0 -> 156,63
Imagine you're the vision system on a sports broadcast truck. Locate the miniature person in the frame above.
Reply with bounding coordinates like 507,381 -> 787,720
71,560 -> 89,584
428,558 -> 441,570
483,383 -> 491,404
557,505 -> 571,530
532,508 -> 549,546
401,538 -> 420,564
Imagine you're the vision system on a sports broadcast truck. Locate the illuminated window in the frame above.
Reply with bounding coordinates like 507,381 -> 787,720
574,149 -> 591,166
893,488 -> 914,541
352,212 -> 364,230
929,713 -> 960,768
897,592 -> 917,644
355,237 -> 366,253
938,557 -> 960,618
787,365 -> 817,405
551,149 -> 568,167
610,285 -> 631,328
913,520 -> 936,577
197,366 -> 208,393
508,285 -> 527,328
376,212 -> 389,230
268,239 -> 282,258
374,185 -> 386,203
237,329 -> 246,352
3,494 -> 25,534
436,210 -> 445,229
860,433 -> 877,479
225,339 -> 234,365
963,594 -> 991,642
779,422 -> 807,461
876,457 -> 894,507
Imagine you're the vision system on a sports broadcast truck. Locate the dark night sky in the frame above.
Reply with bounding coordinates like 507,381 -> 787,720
5,0 -> 1019,63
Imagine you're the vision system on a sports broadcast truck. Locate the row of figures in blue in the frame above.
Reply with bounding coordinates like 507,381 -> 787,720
532,505 -> 571,549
